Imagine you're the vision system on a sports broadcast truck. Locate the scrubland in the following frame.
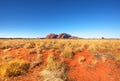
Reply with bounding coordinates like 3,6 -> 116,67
0,39 -> 120,81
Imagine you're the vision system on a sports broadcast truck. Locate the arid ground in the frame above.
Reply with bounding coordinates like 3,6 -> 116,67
0,39 -> 120,81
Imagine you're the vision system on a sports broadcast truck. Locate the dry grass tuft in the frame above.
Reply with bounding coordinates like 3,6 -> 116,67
40,54 -> 67,81
0,59 -> 30,79
61,46 -> 74,59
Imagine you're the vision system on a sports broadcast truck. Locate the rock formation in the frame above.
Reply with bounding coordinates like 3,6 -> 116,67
46,33 -> 58,39
57,33 -> 71,39
45,33 -> 79,39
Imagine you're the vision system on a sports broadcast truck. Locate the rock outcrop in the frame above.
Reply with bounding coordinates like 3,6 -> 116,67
45,33 -> 79,39
57,33 -> 71,39
46,33 -> 58,39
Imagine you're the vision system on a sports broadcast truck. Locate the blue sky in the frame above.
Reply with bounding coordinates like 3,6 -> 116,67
0,0 -> 120,38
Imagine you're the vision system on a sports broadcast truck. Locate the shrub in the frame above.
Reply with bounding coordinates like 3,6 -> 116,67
36,54 -> 43,60
29,49 -> 37,54
30,54 -> 43,68
0,64 -> 7,78
74,47 -> 82,52
36,48 -> 43,54
0,59 -> 30,78
2,55 -> 13,61
40,54 -> 67,81
61,46 -> 74,59
115,55 -> 120,62
36,43 -> 45,49
24,42 -> 35,49
46,54 -> 60,70
101,37 -> 105,39
0,42 -> 11,49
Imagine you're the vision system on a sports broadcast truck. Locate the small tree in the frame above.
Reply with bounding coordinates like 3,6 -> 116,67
101,37 -> 105,39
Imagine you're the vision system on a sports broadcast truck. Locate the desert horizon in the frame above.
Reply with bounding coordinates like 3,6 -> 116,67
0,0 -> 120,81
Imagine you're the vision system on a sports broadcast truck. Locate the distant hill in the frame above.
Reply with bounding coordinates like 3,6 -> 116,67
46,33 -> 79,39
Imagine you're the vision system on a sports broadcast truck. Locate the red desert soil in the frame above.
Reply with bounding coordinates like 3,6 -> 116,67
0,48 -> 120,81
66,50 -> 120,81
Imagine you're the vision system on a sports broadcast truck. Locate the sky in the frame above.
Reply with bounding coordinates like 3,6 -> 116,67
0,0 -> 120,38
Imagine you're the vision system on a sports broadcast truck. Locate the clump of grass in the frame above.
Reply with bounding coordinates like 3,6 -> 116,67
0,42 -> 11,49
40,54 -> 67,81
46,54 -> 60,70
24,42 -> 35,49
0,59 -> 30,78
30,54 -> 43,68
52,42 -> 65,49
29,49 -> 37,54
74,47 -> 83,52
115,55 -> 120,63
36,42 -> 45,49
2,55 -> 14,61
36,54 -> 43,60
36,48 -> 43,54
61,46 -> 74,59
115,55 -> 120,68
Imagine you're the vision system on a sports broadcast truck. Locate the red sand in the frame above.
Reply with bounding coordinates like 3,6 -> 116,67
66,50 -> 120,81
0,48 -> 120,81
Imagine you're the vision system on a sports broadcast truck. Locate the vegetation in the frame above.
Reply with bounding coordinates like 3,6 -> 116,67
0,59 -> 30,80
0,39 -> 120,80
40,54 -> 67,81
24,41 -> 35,49
61,46 -> 74,59
0,39 -> 120,55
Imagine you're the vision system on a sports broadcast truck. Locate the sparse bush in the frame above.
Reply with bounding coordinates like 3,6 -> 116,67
0,64 -> 7,78
29,49 -> 37,54
1,39 -> 120,57
46,54 -> 61,70
101,37 -> 105,39
40,54 -> 67,81
30,53 -> 43,68
74,47 -> 82,52
88,45 -> 99,54
30,60 -> 41,68
115,55 -> 120,62
2,55 -> 14,61
36,42 -> 45,49
0,42 -> 11,49
24,42 -> 35,49
36,54 -> 43,60
36,48 -> 43,54
0,59 -> 30,78
61,46 -> 74,59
